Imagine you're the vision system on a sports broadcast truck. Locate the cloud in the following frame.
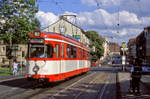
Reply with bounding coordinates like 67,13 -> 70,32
77,9 -> 142,29
76,9 -> 149,42
35,11 -> 58,28
36,9 -> 146,32
141,17 -> 150,26
35,9 -> 150,43
96,28 -> 142,44
96,28 -> 142,38
81,0 -> 98,6
81,0 -> 150,16
81,0 -> 120,7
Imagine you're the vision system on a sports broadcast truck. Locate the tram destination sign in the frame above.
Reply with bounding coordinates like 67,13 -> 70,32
29,38 -> 44,43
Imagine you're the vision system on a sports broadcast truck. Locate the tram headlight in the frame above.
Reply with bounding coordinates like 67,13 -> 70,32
33,66 -> 39,72
34,31 -> 40,36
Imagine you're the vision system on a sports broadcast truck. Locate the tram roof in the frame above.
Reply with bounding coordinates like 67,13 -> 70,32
29,31 -> 90,51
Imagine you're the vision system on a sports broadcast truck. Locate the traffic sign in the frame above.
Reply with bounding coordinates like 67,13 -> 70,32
121,42 -> 127,48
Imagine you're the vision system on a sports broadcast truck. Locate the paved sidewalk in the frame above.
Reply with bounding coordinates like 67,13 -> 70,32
0,71 -> 26,81
118,72 -> 150,99
141,75 -> 150,83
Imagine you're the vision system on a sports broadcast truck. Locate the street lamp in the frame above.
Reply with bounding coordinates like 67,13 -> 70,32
121,42 -> 128,71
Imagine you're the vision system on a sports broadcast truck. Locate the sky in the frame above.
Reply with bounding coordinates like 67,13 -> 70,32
36,0 -> 150,44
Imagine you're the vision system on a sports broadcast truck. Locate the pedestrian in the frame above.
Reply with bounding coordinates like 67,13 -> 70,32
130,58 -> 142,95
12,59 -> 19,76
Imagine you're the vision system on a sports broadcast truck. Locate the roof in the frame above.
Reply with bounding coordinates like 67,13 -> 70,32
42,18 -> 85,34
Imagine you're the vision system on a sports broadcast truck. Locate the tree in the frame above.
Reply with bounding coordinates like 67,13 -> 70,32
85,31 -> 104,61
0,0 -> 40,44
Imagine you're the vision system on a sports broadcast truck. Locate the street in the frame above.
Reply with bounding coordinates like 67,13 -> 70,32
1,1 -> 150,99
0,66 -> 117,99
0,65 -> 150,99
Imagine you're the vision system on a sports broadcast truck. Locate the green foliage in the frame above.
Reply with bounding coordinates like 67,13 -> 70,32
0,72 -> 12,76
85,31 -> 104,60
0,0 -> 40,44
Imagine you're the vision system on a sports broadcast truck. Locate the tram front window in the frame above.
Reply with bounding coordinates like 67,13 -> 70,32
29,44 -> 53,58
30,44 -> 45,58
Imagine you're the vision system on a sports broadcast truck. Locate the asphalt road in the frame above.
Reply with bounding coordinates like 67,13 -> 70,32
0,66 -> 119,99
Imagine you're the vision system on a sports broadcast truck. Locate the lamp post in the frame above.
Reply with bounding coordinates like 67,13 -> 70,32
121,42 -> 128,71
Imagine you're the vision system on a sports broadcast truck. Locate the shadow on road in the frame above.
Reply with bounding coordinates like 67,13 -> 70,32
0,72 -> 90,89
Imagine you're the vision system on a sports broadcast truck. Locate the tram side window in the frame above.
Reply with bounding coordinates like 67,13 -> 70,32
55,44 -> 60,58
47,45 -> 53,58
79,48 -> 83,59
85,51 -> 88,59
83,50 -> 85,59
80,49 -> 83,59
87,52 -> 89,59
67,45 -> 76,58
84,51 -> 86,59
72,46 -> 76,58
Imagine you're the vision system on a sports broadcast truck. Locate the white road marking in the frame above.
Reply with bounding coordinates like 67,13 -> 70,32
99,81 -> 109,99
49,72 -> 96,99
11,87 -> 18,90
74,92 -> 83,99
73,73 -> 102,99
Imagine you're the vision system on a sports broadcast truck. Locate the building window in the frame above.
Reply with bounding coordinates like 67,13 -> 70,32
53,27 -> 55,32
3,47 -> 5,51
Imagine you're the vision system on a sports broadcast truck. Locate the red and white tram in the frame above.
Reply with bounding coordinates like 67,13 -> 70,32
25,31 -> 91,82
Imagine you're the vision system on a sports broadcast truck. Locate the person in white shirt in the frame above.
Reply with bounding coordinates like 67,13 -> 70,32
12,59 -> 19,76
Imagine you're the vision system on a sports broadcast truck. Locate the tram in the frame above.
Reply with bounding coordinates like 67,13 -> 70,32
25,31 -> 91,82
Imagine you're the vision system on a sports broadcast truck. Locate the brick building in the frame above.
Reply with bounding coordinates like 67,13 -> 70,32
109,42 -> 120,55
127,38 -> 136,64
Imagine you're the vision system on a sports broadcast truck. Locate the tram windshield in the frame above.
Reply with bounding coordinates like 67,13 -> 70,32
28,44 -> 53,58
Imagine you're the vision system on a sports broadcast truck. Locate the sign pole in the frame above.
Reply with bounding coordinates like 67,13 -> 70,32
121,42 -> 128,71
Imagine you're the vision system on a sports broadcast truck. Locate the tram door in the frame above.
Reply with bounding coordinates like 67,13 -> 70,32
55,44 -> 65,73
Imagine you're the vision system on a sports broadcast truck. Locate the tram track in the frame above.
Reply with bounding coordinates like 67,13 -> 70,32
36,72 -> 98,99
73,73 -> 109,99
0,79 -> 38,98
0,82 -> 32,96
72,73 -> 107,99
0,76 -> 57,98
72,69 -> 117,99
49,72 -> 109,99
94,76 -> 111,99
0,67 -> 118,99
6,72 -> 95,99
